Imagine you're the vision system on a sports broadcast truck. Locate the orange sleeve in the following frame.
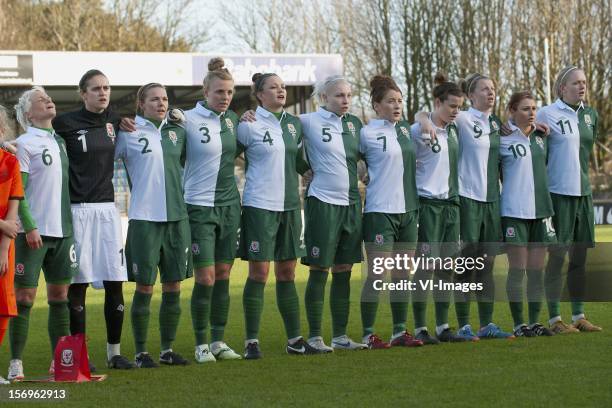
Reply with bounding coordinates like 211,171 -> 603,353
8,156 -> 23,200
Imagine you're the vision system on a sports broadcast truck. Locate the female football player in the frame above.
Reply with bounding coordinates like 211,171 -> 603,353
116,83 -> 191,368
537,66 -> 602,334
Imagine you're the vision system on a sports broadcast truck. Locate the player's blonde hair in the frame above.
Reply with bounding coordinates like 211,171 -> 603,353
311,75 -> 350,105
203,57 -> 234,92
553,66 -> 584,100
14,86 -> 46,131
0,105 -> 10,139
135,83 -> 166,115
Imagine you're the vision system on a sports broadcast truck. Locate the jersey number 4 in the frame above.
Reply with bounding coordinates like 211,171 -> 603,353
263,131 -> 274,145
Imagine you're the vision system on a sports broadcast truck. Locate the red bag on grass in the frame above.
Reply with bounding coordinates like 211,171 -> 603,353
53,333 -> 91,382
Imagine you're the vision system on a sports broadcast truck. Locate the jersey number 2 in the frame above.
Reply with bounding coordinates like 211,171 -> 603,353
138,138 -> 152,154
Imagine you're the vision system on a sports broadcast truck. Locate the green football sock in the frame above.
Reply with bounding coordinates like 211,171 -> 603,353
48,300 -> 70,355
412,302 -> 427,330
455,301 -> 471,328
9,302 -> 32,360
477,262 -> 495,327
210,279 -> 230,343
412,268 -> 428,330
478,302 -> 494,327
571,302 -> 584,317
547,301 -> 561,321
360,278 -> 379,337
276,281 -> 301,339
131,291 -> 152,354
527,269 -> 544,324
545,250 -> 565,319
191,283 -> 213,345
243,278 -> 265,340
507,268 -> 525,327
305,270 -> 328,338
160,291 -> 181,350
434,270 -> 451,327
434,302 -> 449,327
390,277 -> 408,335
330,271 -> 351,338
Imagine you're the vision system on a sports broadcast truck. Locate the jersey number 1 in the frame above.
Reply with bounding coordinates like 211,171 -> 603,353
78,134 -> 87,152
555,119 -> 573,135
377,135 -> 387,152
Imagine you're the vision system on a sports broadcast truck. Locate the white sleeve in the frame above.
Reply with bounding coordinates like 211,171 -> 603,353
114,131 -> 127,160
236,122 -> 251,147
359,127 -> 367,155
535,107 -> 548,126
410,123 -> 423,141
15,138 -> 30,174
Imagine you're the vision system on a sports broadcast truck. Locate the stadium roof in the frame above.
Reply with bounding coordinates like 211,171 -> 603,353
0,51 -> 342,114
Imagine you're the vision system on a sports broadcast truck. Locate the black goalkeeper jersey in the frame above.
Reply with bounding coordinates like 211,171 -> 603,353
52,107 -> 121,203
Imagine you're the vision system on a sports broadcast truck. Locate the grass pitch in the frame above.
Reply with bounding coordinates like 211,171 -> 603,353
2,226 -> 612,407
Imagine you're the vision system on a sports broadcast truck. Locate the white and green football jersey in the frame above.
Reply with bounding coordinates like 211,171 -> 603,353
300,107 -> 362,205
499,124 -> 553,219
16,127 -> 72,237
411,120 -> 459,201
184,102 -> 241,207
455,108 -> 502,202
236,106 -> 303,212
536,99 -> 598,196
360,119 -> 418,213
115,115 -> 187,222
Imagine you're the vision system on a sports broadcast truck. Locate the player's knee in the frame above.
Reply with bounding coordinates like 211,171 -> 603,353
195,267 -> 215,286
47,283 -> 69,301
161,281 -> 181,293
16,288 -> 36,304
136,284 -> 154,295
275,268 -> 295,282
214,264 -> 232,280
332,264 -> 352,273
248,261 -> 269,282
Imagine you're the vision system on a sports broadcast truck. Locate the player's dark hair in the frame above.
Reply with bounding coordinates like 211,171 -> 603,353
507,91 -> 535,112
78,69 -> 107,93
432,72 -> 463,102
369,75 -> 401,110
251,72 -> 279,105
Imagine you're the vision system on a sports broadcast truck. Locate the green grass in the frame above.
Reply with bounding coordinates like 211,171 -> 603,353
2,226 -> 612,407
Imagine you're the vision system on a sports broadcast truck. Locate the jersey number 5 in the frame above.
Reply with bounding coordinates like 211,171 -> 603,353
322,128 -> 332,142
